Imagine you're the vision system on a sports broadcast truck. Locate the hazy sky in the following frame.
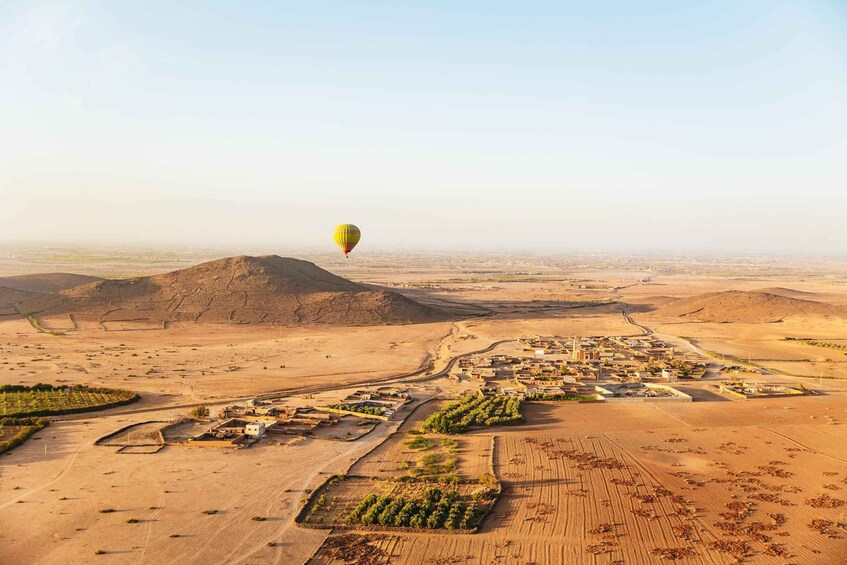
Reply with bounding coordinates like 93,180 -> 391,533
1,1 -> 846,254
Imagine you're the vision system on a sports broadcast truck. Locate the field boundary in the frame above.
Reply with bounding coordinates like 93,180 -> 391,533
295,474 -> 499,534
94,420 -> 170,446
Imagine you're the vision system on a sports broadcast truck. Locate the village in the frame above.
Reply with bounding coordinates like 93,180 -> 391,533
94,334 -> 821,457
96,386 -> 414,452
453,335 -> 707,402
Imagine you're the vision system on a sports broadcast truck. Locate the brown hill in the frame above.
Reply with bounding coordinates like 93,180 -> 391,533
655,290 -> 847,323
0,273 -> 103,293
754,287 -> 818,299
17,255 -> 445,327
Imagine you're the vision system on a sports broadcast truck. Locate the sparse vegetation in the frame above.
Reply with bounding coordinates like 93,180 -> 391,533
440,438 -> 460,453
409,452 -> 459,481
403,436 -> 434,451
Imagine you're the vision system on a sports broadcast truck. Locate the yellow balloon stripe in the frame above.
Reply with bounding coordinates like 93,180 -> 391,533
334,224 -> 361,256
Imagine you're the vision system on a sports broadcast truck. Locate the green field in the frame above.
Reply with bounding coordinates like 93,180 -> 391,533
324,403 -> 385,416
420,395 -> 522,434
0,384 -> 139,418
344,487 -> 481,530
0,417 -> 48,454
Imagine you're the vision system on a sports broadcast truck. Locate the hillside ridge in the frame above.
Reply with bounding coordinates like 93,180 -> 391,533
14,255 -> 445,327
656,290 -> 846,323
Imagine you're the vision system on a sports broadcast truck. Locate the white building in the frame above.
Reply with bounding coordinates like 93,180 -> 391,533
244,422 -> 266,438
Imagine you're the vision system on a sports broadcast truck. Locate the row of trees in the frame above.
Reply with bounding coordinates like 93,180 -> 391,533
786,337 -> 847,351
344,488 -> 479,530
0,417 -> 48,454
0,383 -> 125,393
420,395 -> 522,434
325,403 -> 385,416
0,385 -> 138,418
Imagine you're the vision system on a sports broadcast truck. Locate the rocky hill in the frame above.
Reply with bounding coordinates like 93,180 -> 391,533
15,255 -> 445,326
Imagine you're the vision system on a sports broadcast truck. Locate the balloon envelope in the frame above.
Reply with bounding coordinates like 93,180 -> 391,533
334,224 -> 361,257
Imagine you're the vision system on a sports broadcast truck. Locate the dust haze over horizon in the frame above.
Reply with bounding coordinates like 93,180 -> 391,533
2,1 -> 846,254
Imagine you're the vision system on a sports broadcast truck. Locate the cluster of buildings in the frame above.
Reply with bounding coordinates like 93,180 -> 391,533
162,388 -> 413,448
322,387 -> 411,419
455,336 -> 704,399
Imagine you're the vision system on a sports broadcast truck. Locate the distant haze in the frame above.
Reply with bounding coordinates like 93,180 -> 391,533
2,1 -> 846,253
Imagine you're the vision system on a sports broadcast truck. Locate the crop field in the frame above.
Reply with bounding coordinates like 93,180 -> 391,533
350,401 -> 494,481
419,395 -> 522,434
298,476 -> 498,532
311,396 -> 847,565
324,403 -> 386,417
0,384 -> 138,417
0,417 -> 48,453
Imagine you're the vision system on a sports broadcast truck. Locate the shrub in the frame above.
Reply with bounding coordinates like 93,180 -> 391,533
403,437 -> 434,451
189,405 -> 209,419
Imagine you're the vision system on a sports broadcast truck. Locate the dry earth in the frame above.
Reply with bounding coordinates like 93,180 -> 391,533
2,250 -> 847,564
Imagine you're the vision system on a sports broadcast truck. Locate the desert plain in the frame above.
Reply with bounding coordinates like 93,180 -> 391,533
1,247 -> 846,564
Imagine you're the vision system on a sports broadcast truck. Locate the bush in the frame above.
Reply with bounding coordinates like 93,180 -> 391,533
403,437 -> 434,451
189,405 -> 209,419
440,438 -> 459,453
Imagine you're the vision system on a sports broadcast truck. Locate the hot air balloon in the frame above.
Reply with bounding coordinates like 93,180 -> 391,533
334,224 -> 361,258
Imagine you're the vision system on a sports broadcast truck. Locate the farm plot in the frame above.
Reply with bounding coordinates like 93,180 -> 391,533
607,424 -> 847,564
0,384 -> 138,417
327,420 -> 847,565
0,417 -> 48,453
298,475 -> 499,532
96,421 -> 167,449
419,395 -> 522,434
350,400 -> 494,481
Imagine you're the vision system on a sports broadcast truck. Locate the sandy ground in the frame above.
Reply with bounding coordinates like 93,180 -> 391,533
0,321 -> 452,405
3,251 -> 847,564
316,389 -> 847,564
